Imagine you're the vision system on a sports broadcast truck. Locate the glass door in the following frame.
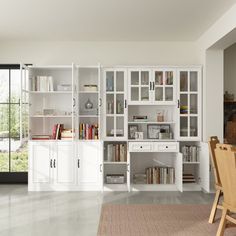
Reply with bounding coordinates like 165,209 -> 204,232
129,69 -> 151,104
153,69 -> 175,104
178,69 -> 201,140
104,69 -> 127,139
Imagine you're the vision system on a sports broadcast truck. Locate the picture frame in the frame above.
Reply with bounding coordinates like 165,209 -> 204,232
160,124 -> 170,133
129,125 -> 138,139
147,124 -> 160,139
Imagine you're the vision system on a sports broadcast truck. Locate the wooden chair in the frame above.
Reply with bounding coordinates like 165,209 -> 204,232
215,144 -> 236,236
208,136 -> 223,224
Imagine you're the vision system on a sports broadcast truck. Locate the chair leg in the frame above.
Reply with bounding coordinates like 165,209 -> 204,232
209,189 -> 221,223
216,208 -> 228,236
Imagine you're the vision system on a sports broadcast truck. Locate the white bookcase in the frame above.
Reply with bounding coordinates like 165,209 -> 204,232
23,64 -> 209,192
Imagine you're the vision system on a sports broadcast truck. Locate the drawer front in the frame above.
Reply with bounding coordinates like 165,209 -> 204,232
155,142 -> 178,152
129,142 -> 152,152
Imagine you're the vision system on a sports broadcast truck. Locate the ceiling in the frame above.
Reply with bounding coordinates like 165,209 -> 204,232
0,0 -> 236,41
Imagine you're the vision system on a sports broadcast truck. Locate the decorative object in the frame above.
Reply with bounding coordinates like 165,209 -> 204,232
106,174 -> 125,184
129,125 -> 138,139
147,124 -> 160,139
134,132 -> 143,140
133,115 -> 148,122
159,132 -> 172,140
85,98 -> 93,109
160,124 -> 170,133
157,110 -> 164,122
57,84 -> 72,91
43,109 -> 55,116
83,84 -> 97,92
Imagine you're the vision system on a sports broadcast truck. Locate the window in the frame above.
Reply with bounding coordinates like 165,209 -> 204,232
0,65 -> 28,176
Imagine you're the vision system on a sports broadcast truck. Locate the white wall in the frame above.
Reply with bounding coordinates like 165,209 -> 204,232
224,43 -> 236,96
0,41 -> 200,66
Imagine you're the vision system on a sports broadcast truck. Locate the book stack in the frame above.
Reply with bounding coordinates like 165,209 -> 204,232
133,173 -> 147,184
133,115 -> 148,122
52,124 -> 64,140
106,143 -> 127,162
79,123 -> 99,140
145,166 -> 175,184
61,129 -> 73,140
183,174 -> 196,183
31,135 -> 51,140
182,145 -> 199,162
31,76 -> 54,92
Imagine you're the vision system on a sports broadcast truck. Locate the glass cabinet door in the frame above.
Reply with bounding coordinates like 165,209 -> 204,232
153,70 -> 175,103
129,70 -> 151,103
104,70 -> 127,139
178,69 -> 200,139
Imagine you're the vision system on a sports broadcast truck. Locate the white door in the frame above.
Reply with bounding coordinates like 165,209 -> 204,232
54,142 -> 75,184
29,142 -> 52,184
78,141 -> 102,189
199,142 -> 210,193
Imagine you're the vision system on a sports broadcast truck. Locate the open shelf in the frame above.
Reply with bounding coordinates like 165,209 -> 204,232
103,184 -> 128,191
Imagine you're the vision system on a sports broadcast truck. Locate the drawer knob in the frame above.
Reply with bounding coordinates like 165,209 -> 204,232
140,146 -> 143,148
166,146 -> 168,148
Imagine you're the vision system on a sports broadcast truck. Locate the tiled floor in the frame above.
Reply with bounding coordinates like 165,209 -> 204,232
0,185 -> 214,236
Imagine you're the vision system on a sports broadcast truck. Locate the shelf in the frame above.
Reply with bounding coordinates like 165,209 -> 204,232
106,114 -> 124,117
128,121 -> 175,124
180,114 -> 198,117
183,183 -> 201,191
30,115 -> 72,118
179,91 -> 198,94
104,162 -> 127,165
105,91 -> 125,94
183,162 -> 200,164
29,91 -> 72,94
128,139 -> 176,142
131,184 -> 177,191
79,91 -> 99,94
79,115 -> 99,118
103,184 -> 128,191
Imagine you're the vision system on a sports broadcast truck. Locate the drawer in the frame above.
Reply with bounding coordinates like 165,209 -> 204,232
129,142 -> 153,152
155,142 -> 178,152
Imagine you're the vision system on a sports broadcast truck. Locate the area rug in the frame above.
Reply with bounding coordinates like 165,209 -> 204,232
97,204 -> 236,236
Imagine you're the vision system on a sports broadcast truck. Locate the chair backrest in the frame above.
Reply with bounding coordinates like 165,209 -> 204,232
208,136 -> 221,186
215,144 -> 236,208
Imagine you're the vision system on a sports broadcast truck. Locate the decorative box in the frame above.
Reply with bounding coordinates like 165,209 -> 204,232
106,174 -> 125,184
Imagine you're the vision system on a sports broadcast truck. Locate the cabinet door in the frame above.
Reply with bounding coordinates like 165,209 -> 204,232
104,69 -> 127,140
78,142 -> 102,189
54,142 -> 75,184
29,142 -> 52,184
177,68 -> 201,140
128,69 -> 152,104
153,69 -> 176,105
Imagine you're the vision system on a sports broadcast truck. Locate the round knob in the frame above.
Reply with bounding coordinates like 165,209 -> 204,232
166,146 -> 168,148
140,146 -> 143,148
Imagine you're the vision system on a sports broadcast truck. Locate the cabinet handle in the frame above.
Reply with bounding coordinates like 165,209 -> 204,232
125,99 -> 127,108
50,159 -> 53,168
73,98 -> 76,107
100,164 -> 103,172
53,159 -> 56,168
99,98 -> 102,107
152,82 -> 155,90
150,82 -> 152,90
177,99 -> 180,108
78,159 -> 80,168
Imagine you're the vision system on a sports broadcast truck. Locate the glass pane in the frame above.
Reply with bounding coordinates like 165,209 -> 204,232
131,87 -> 139,101
165,71 -> 173,85
11,69 -> 21,103
0,140 -> 9,172
190,71 -> 198,92
116,117 -> 124,137
141,87 -> 149,101
155,71 -> 163,85
106,94 -> 114,114
10,104 -> 20,138
180,71 -> 188,92
11,139 -> 28,172
116,71 -> 124,92
141,71 -> 149,85
106,117 -> 114,137
116,94 -> 124,115
155,87 -> 163,101
165,87 -> 173,101
180,117 -> 188,137
0,105 -> 9,139
180,94 -> 188,114
0,70 -> 9,103
190,117 -> 198,137
106,72 -> 114,92
190,94 -> 198,114
131,71 -> 139,85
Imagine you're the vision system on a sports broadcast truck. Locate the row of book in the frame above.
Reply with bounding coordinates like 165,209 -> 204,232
31,76 -> 54,92
183,174 -> 196,183
182,145 -> 199,162
79,123 -> 99,140
145,166 -> 175,184
106,144 -> 127,162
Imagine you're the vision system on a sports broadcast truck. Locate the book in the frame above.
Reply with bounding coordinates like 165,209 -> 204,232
32,135 -> 51,140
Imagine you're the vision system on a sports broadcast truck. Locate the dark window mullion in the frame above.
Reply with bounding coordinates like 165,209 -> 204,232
8,69 -> 11,172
